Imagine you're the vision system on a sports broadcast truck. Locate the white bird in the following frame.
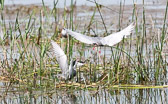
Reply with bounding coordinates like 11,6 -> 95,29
61,22 -> 135,46
51,40 -> 84,80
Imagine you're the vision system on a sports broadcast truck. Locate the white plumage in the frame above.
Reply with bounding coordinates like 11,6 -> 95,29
51,40 -> 84,80
61,22 -> 135,46
51,40 -> 68,76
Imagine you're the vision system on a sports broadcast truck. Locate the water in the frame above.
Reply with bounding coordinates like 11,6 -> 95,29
4,0 -> 165,8
0,87 -> 168,103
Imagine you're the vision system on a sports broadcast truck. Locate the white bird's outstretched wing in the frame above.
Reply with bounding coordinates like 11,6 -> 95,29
51,40 -> 68,74
101,22 -> 135,46
63,28 -> 100,44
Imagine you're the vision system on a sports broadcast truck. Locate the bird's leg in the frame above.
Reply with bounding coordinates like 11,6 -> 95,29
92,44 -> 97,51
92,44 -> 101,54
98,46 -> 103,65
93,45 -> 103,65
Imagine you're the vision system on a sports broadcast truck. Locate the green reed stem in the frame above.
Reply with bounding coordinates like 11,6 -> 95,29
69,0 -> 74,60
160,1 -> 168,51
0,0 -> 4,10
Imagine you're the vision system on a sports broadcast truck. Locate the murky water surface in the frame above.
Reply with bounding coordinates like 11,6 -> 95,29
0,87 -> 168,103
4,0 -> 165,8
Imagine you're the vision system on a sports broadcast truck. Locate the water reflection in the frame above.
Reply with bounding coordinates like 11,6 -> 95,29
0,85 -> 168,104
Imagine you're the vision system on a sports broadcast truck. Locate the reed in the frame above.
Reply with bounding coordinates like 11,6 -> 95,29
0,0 -> 4,10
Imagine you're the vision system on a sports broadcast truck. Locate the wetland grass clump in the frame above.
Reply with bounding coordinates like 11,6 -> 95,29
0,0 -> 168,92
